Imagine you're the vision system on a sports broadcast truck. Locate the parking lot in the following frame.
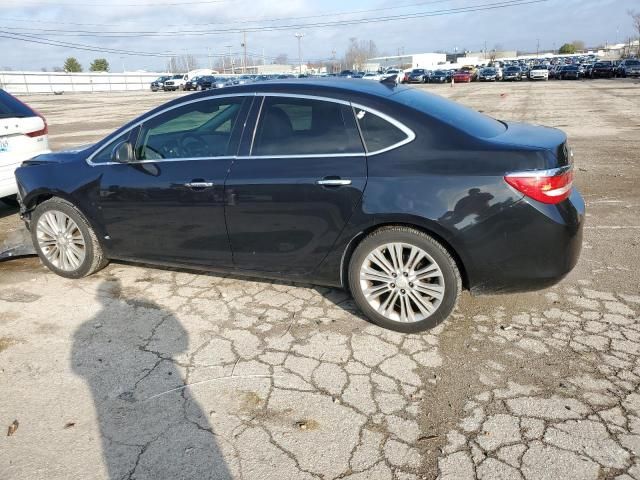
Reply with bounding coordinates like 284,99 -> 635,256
1,78 -> 639,479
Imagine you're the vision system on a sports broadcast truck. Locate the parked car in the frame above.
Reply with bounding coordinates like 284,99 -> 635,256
460,65 -> 478,80
528,65 -> 549,81
453,70 -> 472,83
184,76 -> 202,91
362,72 -> 382,81
14,79 -> 584,333
0,89 -> 50,206
615,59 -> 640,78
477,68 -> 498,81
429,70 -> 448,83
339,70 -> 356,78
502,66 -> 523,81
163,74 -> 188,91
407,69 -> 428,83
150,76 -> 170,92
558,65 -> 580,80
590,61 -> 614,78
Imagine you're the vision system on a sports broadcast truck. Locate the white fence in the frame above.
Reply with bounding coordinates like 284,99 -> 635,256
0,71 -> 166,94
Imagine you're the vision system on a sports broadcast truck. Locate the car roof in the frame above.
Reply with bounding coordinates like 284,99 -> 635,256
196,78 -> 412,100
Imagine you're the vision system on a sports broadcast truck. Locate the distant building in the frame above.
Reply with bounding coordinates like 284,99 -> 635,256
465,50 -> 518,62
364,53 -> 447,71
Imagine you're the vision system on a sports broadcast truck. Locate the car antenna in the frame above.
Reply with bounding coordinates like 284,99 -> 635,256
380,74 -> 398,87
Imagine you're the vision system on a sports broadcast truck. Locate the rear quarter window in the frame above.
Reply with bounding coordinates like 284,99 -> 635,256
393,88 -> 506,138
0,90 -> 34,118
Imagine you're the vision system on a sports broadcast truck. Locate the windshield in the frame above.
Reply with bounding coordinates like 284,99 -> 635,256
412,70 -> 425,74
483,69 -> 496,74
394,88 -> 506,139
626,60 -> 640,66
172,74 -> 183,79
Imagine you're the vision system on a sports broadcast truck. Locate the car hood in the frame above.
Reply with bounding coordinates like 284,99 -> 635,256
21,144 -> 93,166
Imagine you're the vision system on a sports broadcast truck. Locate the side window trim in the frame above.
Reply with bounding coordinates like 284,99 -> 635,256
351,102 -> 416,156
86,93 -> 255,166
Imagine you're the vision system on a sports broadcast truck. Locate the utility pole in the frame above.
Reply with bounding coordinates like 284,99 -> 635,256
484,40 -> 487,60
536,38 -> 540,58
241,32 -> 248,74
331,49 -> 336,73
225,45 -> 233,74
295,32 -> 304,75
207,47 -> 212,70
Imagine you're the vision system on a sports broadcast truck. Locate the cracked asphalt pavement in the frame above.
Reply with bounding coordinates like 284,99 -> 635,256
1,79 -> 639,479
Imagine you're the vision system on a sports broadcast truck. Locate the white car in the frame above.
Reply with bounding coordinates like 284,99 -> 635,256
528,65 -> 549,81
0,90 -> 50,205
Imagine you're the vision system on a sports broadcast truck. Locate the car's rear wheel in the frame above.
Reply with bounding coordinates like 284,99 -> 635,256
31,198 -> 108,279
348,227 -> 461,333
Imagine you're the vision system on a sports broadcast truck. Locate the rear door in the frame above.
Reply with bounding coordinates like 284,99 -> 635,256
224,94 -> 367,274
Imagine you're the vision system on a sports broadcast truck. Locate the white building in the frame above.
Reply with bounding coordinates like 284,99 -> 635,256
364,53 -> 447,72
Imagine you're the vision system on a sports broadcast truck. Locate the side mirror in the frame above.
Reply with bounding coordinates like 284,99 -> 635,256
111,141 -> 133,163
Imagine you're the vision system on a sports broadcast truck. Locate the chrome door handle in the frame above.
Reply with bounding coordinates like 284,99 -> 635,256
184,181 -> 214,188
316,179 -> 352,186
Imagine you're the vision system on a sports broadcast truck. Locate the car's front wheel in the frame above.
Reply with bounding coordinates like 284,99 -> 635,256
31,198 -> 108,279
348,227 -> 461,333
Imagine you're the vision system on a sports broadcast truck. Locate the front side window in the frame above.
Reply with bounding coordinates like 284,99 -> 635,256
91,131 -> 131,164
354,108 -> 410,153
252,97 -> 363,156
136,97 -> 244,160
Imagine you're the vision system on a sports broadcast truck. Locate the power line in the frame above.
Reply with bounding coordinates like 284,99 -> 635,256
1,0 -> 454,29
1,0 -> 549,38
3,0 -> 229,7
0,0 -> 549,59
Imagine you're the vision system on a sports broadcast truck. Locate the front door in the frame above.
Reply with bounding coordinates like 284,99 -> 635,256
95,95 -> 250,266
225,95 -> 367,274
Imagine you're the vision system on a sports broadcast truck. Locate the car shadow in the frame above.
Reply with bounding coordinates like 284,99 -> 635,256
116,258 -> 363,317
71,278 -> 233,479
0,201 -> 19,219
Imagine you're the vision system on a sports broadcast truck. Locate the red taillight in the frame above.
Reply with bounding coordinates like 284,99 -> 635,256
504,168 -> 573,204
26,115 -> 48,138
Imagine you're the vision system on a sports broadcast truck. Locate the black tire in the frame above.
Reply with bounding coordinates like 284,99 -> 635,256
31,198 -> 108,279
1,195 -> 19,207
348,226 -> 461,333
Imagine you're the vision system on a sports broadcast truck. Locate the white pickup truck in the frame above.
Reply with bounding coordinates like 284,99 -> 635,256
162,74 -> 189,91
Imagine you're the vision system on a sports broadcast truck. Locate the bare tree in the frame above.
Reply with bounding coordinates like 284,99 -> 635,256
571,40 -> 586,52
273,53 -> 288,65
629,10 -> 640,55
344,38 -> 379,71
166,54 -> 199,73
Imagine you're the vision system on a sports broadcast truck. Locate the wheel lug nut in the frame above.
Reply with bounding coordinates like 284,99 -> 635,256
390,283 -> 395,288
392,273 -> 397,278
409,283 -> 413,288
401,289 -> 406,294
403,272 -> 408,277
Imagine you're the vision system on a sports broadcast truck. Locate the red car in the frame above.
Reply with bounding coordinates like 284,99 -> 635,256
453,70 -> 472,83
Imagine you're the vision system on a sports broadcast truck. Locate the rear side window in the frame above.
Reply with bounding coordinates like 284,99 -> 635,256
354,109 -> 409,153
252,97 -> 363,156
0,90 -> 34,118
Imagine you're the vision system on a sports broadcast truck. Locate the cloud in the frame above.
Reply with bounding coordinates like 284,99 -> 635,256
0,0 -> 636,71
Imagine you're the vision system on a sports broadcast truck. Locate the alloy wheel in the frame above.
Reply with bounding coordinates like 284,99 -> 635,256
36,210 -> 86,271
359,242 -> 445,323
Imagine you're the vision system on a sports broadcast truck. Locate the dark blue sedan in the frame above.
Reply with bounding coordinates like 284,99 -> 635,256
14,79 -> 584,332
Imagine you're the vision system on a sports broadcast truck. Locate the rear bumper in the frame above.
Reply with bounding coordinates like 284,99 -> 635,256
461,189 -> 585,294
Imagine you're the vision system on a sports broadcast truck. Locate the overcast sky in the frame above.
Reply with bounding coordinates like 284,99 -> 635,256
1,0 -> 637,71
